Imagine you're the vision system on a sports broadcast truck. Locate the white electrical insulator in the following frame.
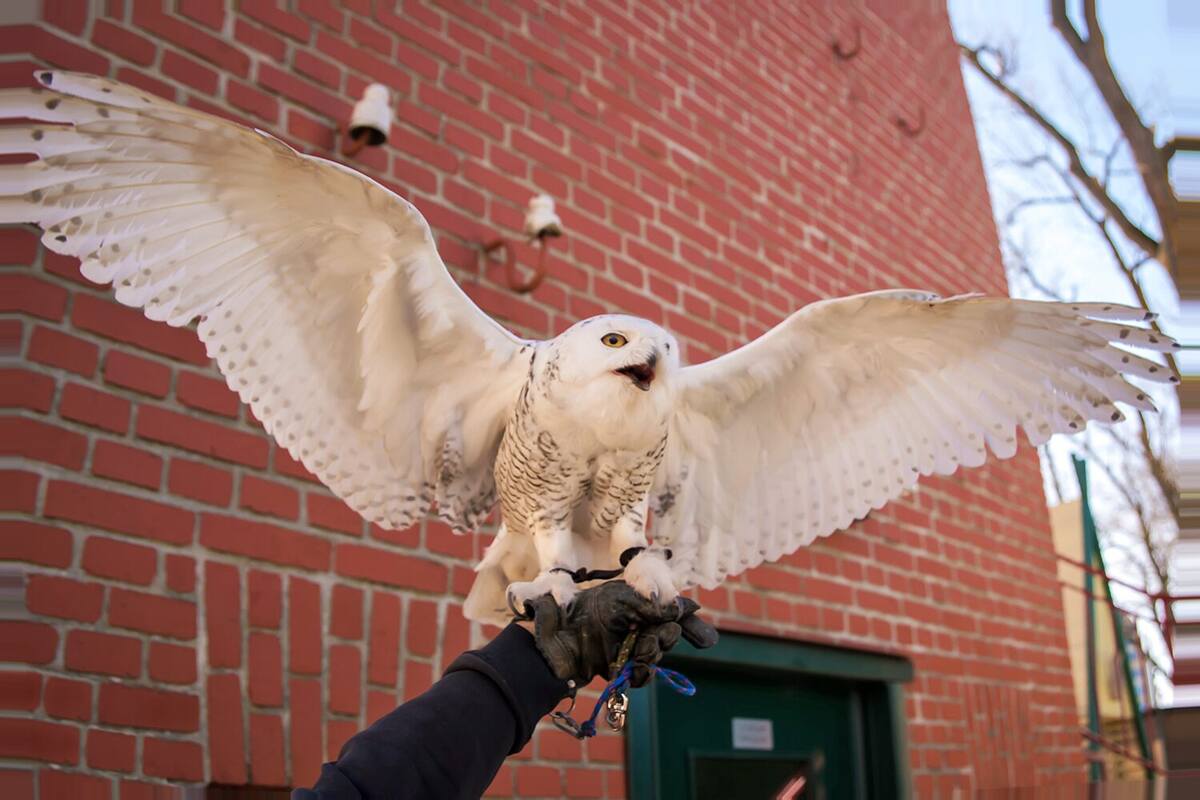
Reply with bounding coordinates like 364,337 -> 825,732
523,193 -> 563,239
348,83 -> 391,147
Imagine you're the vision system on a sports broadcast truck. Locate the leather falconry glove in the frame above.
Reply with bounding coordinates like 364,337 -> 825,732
524,580 -> 718,688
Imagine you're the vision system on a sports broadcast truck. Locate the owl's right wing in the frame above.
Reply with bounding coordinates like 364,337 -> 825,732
1,71 -> 534,532
653,290 -> 1178,589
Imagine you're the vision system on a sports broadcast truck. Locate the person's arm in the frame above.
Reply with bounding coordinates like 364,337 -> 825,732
293,622 -> 565,800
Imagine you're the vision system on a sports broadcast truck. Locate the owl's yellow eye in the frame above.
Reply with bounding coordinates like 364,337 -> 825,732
601,332 -> 628,348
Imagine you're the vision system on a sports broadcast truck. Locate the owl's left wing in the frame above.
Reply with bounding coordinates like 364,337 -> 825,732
1,71 -> 533,533
653,290 -> 1179,589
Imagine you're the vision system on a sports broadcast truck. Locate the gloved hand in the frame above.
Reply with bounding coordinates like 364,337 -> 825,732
523,580 -> 718,688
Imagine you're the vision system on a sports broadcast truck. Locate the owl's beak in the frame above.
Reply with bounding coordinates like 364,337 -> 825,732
615,351 -> 657,391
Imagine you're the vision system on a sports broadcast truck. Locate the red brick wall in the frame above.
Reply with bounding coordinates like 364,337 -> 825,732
0,2 -> 1085,798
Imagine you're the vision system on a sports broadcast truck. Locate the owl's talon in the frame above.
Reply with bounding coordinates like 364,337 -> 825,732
507,570 -> 579,613
623,550 -> 677,604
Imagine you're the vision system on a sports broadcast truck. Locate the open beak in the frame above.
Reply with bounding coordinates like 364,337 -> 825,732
615,351 -> 657,391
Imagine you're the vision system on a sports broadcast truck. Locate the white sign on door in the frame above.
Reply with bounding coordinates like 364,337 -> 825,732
731,717 -> 774,751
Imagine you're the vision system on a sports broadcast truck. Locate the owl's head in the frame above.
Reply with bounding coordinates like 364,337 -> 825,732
550,314 -> 680,394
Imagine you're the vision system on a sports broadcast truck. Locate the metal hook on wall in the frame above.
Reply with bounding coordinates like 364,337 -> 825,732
831,23 -> 861,60
891,106 -> 925,137
482,236 -> 554,294
481,194 -> 564,294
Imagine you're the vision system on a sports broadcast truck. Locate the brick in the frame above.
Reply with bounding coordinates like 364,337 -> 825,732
307,492 -> 362,535
565,767 -> 604,798
0,520 -> 72,568
517,765 -> 562,798
176,370 -> 241,418
0,771 -> 32,799
248,569 -> 282,628
402,660 -> 432,701
143,737 -> 203,781
228,77 -> 280,122
92,18 -> 157,65
108,588 -> 197,639
26,575 -> 104,622
0,671 -> 40,711
331,585 -> 363,639
92,439 -> 162,490
133,0 -> 250,76
241,475 -> 299,520
201,513 -> 331,571
0,367 -> 55,412
82,536 -> 157,585
207,673 -> 248,784
72,294 -> 207,364
0,469 -> 39,513
65,630 -> 141,677
205,561 -> 242,667
235,18 -> 286,60
328,645 -> 361,714
366,689 -> 396,724
242,0 -> 312,41
103,351 -> 170,398
335,543 -> 448,593
0,319 -> 21,358
259,61 -> 350,120
165,553 -> 196,593
406,598 -> 438,658
368,591 -> 401,686
0,227 -> 37,264
0,718 -> 78,764
248,633 -> 283,707
326,718 -> 357,762
0,274 -> 67,320
168,457 -> 233,506
0,416 -> 87,469
426,519 -> 474,559
138,405 -> 269,468
87,729 -> 137,773
44,676 -> 91,721
45,480 -> 194,545
149,642 -> 197,685
38,771 -> 109,799
315,31 -> 410,94
99,683 -> 199,732
249,713 -> 287,786
289,577 -> 322,674
290,678 -> 323,788
294,49 -> 341,88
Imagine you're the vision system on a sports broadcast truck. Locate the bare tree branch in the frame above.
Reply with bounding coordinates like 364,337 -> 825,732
958,42 -> 1162,259
1048,0 -> 1176,271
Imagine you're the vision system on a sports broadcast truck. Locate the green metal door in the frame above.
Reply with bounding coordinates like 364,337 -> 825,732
627,632 -> 912,800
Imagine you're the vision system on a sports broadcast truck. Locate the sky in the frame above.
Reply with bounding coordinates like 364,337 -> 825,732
946,0 -> 1193,707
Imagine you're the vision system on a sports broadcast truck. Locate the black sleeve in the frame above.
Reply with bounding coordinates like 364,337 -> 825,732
291,623 -> 569,800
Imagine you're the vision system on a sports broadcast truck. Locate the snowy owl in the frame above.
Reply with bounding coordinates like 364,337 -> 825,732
3,73 -> 1179,625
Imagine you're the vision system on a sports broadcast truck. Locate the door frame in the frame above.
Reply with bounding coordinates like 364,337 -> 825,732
625,630 -> 914,800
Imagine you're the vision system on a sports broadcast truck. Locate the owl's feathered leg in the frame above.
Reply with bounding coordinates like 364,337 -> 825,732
506,519 -> 580,609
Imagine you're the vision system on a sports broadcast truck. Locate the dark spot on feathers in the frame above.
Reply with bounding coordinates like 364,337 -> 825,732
39,72 -> 52,85
102,88 -> 112,93
1111,411 -> 1121,421
1121,356 -> 1130,363
1149,366 -> 1158,373
1137,394 -> 1145,400
31,130 -> 43,140
1149,336 -> 1158,343
54,235 -> 66,242
1103,306 -> 1111,310
1170,376 -> 1179,383
1119,329 -> 1130,339
1069,422 -> 1078,429
97,108 -> 110,118
46,98 -> 59,110
29,190 -> 42,201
